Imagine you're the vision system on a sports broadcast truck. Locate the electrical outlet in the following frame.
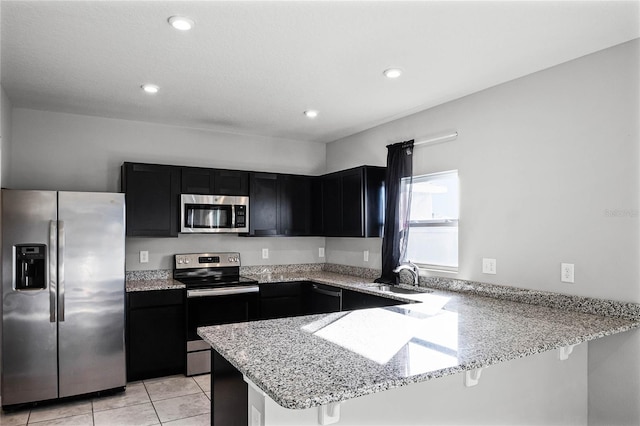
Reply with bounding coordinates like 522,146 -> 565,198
262,248 -> 269,259
364,250 -> 369,262
319,247 -> 325,258
139,251 -> 149,263
561,263 -> 575,283
482,258 -> 496,274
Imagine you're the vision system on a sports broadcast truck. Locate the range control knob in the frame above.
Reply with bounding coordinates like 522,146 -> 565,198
177,259 -> 183,264
185,259 -> 190,264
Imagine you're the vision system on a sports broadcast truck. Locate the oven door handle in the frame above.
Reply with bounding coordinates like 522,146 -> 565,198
187,285 -> 259,298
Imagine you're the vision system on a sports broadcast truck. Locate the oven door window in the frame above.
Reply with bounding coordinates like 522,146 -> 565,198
184,204 -> 232,229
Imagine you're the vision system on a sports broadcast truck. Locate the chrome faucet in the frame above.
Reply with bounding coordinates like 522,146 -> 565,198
393,262 -> 420,286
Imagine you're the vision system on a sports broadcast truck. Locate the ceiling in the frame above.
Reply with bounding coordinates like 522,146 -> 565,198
2,1 -> 639,144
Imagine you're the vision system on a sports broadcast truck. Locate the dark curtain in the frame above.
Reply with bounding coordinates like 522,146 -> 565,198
376,140 -> 414,284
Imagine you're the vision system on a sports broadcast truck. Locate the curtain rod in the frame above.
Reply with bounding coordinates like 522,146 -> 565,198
414,131 -> 458,147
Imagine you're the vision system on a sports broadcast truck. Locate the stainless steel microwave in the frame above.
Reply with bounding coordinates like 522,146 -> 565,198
180,194 -> 249,233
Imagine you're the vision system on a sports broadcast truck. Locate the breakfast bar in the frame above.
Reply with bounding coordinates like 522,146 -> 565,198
198,278 -> 639,426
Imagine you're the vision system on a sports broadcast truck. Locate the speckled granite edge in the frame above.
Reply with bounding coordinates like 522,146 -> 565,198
126,270 -> 184,292
126,269 -> 173,281
322,263 -> 381,280
418,276 -> 640,322
126,278 -> 185,292
240,263 -> 323,275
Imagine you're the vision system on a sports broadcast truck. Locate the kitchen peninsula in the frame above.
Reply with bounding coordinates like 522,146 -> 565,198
198,274 -> 639,426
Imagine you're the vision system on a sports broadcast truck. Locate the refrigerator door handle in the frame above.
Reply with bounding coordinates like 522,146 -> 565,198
58,220 -> 65,322
49,220 -> 57,322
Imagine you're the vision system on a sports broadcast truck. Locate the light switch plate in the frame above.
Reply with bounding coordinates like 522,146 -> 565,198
364,250 -> 369,262
319,247 -> 325,258
139,250 -> 149,263
262,248 -> 269,259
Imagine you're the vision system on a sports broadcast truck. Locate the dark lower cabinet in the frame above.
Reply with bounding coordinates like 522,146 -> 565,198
259,282 -> 303,319
212,350 -> 247,426
258,282 -> 403,319
126,289 -> 186,381
305,283 -> 343,314
342,289 -> 402,310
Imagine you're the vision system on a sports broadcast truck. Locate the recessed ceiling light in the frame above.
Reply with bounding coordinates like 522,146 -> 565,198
383,68 -> 403,79
304,110 -> 319,118
168,16 -> 195,31
141,84 -> 159,94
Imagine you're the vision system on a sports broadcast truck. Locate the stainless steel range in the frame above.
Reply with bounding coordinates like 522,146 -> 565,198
173,252 -> 258,376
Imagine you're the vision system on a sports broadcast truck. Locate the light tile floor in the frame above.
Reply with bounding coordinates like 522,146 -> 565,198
0,374 -> 211,426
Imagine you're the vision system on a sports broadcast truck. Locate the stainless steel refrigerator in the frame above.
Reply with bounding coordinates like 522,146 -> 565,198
1,190 -> 126,407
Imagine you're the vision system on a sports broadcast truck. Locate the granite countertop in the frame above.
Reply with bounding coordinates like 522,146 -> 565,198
198,285 -> 639,410
126,278 -> 185,292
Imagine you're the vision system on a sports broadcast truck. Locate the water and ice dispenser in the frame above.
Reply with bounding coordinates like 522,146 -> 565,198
15,244 -> 46,290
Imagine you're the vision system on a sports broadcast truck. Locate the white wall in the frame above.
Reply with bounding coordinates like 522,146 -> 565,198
326,237 -> 382,270
328,39 -> 639,303
326,39 -> 640,425
10,109 -> 326,192
9,109 -> 328,269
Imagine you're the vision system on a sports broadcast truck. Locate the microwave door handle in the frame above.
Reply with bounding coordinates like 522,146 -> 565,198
232,205 -> 236,229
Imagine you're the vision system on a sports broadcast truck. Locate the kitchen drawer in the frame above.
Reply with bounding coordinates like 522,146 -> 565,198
259,281 -> 303,298
259,282 -> 304,320
128,289 -> 184,309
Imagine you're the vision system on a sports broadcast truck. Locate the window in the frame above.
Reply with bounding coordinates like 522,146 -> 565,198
404,170 -> 459,270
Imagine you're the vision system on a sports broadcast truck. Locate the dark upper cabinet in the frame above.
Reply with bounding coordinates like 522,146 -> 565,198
123,161 -> 383,238
181,167 -> 214,194
215,169 -> 249,195
280,175 -> 312,236
122,162 -> 180,237
181,167 -> 249,196
310,177 -> 325,235
341,168 -> 364,236
322,174 -> 342,236
322,166 -> 386,238
249,173 -> 312,236
249,173 -> 279,236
